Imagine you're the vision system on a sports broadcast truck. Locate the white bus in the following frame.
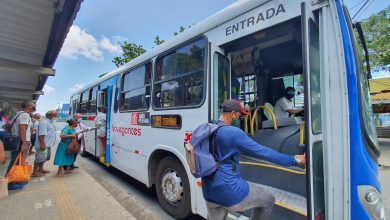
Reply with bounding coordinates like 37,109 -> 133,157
70,0 -> 385,219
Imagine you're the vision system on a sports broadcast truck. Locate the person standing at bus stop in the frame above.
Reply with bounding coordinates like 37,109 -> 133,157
73,113 -> 96,168
29,113 -> 41,155
31,111 -> 57,177
53,118 -> 79,177
202,99 -> 306,220
6,101 -> 36,174
95,106 -> 106,161
0,111 -> 10,140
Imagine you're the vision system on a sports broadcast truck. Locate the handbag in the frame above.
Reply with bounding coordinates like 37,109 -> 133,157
2,134 -> 20,151
35,148 -> 48,163
2,113 -> 23,151
66,137 -> 80,155
7,153 -> 32,183
0,176 -> 8,199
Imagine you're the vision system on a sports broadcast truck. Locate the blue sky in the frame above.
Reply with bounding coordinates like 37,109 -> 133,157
37,0 -> 390,114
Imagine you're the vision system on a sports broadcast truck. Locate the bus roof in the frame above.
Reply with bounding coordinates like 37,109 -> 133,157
72,0 -> 271,96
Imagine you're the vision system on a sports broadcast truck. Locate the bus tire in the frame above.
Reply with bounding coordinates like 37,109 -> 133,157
155,156 -> 191,219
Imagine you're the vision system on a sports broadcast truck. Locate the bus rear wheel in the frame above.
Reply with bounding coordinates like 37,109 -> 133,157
155,156 -> 191,219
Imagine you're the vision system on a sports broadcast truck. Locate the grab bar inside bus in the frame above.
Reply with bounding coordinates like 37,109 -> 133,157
250,106 -> 277,135
299,123 -> 305,147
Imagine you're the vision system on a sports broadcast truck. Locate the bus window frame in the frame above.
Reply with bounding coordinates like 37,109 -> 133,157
71,94 -> 80,116
89,86 -> 98,113
343,4 -> 380,159
79,89 -> 91,114
152,35 -> 208,111
119,60 -> 152,113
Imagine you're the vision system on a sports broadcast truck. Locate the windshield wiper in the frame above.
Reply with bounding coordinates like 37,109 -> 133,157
353,22 -> 371,79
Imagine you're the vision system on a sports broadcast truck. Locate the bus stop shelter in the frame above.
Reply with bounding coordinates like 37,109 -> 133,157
0,0 -> 83,114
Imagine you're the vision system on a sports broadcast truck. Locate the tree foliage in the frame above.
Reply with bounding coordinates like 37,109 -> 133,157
153,36 -> 165,46
360,6 -> 390,67
174,26 -> 186,36
112,26 -> 191,67
112,42 -> 146,67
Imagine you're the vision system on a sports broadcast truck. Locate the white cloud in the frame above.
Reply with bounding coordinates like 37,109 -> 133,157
43,85 -> 55,94
59,25 -> 126,61
60,26 -> 103,61
100,36 -> 121,54
69,83 -> 85,93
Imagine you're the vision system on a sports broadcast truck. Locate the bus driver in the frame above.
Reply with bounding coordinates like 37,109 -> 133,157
273,87 -> 303,119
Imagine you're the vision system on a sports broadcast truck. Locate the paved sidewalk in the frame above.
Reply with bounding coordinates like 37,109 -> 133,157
0,147 -> 135,220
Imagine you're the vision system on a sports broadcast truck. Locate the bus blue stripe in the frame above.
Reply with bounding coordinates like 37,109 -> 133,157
335,1 -> 380,219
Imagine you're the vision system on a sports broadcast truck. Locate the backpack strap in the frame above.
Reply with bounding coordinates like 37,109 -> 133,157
210,121 -> 236,172
8,112 -> 24,130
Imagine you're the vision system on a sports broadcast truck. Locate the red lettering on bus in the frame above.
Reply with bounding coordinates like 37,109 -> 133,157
184,132 -> 192,142
112,125 -> 142,137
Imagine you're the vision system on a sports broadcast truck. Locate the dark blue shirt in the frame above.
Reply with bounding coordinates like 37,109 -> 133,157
202,121 -> 296,206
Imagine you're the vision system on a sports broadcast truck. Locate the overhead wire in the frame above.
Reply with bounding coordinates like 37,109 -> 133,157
350,0 -> 366,11
353,0 -> 375,21
352,0 -> 370,20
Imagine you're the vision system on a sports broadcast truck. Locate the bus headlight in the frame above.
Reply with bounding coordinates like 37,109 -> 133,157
358,185 -> 386,220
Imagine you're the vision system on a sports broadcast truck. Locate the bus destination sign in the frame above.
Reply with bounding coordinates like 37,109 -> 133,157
151,115 -> 182,129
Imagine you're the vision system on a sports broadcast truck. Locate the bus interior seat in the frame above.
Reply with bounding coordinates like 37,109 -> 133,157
262,102 -> 274,120
262,117 -> 303,129
250,124 -> 300,154
257,102 -> 303,129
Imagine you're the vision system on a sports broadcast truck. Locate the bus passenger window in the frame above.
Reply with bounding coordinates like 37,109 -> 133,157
153,38 -> 206,109
120,63 -> 151,111
80,90 -> 90,114
90,86 -> 98,113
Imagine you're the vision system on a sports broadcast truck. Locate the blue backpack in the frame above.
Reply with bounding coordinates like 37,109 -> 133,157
184,122 -> 226,178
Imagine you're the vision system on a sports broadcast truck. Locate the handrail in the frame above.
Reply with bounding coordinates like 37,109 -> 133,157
248,107 -> 257,134
244,115 -> 249,134
299,123 -> 305,146
250,106 -> 277,135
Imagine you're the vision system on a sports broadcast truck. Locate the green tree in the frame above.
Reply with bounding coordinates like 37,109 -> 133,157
154,35 -> 165,45
112,25 -> 192,67
174,26 -> 186,36
112,42 -> 146,67
361,6 -> 390,67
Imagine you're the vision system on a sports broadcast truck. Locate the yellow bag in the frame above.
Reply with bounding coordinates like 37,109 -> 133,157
7,154 -> 32,183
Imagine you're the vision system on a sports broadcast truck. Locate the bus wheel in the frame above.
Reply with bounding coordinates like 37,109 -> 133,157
155,156 -> 191,219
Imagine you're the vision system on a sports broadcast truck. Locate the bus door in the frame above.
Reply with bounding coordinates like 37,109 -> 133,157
96,85 -> 113,163
213,9 -> 313,219
212,46 -> 231,120
301,2 -> 325,220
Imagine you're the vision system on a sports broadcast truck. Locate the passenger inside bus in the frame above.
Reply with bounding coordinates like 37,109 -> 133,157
274,86 -> 304,119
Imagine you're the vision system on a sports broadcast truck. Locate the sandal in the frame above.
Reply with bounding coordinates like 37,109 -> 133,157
31,173 -> 45,177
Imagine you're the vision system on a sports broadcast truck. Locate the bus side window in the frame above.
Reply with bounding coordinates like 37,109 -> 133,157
120,62 -> 151,111
80,90 -> 90,114
90,86 -> 98,113
153,38 -> 206,109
